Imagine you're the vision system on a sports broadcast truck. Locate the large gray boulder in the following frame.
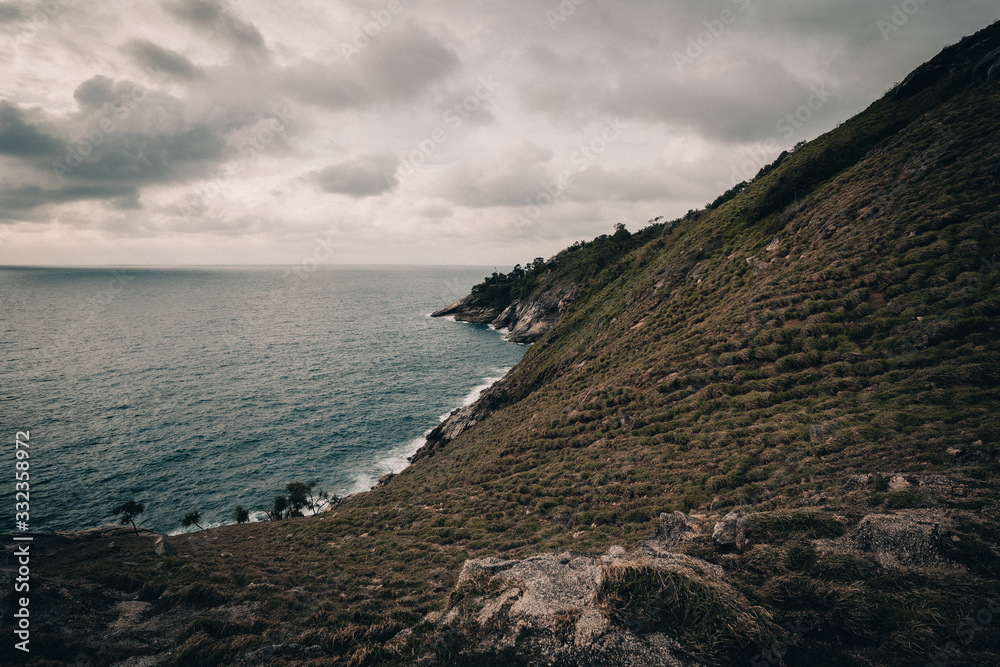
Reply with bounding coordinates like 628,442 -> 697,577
423,539 -> 736,665
851,513 -> 948,567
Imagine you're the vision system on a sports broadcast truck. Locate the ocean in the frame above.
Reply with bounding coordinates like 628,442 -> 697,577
0,265 -> 524,534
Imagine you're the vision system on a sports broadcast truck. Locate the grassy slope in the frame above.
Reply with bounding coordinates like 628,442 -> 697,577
13,23 -> 1000,667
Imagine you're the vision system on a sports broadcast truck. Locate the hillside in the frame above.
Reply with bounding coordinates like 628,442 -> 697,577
430,222 -> 666,343
4,21 -> 1000,667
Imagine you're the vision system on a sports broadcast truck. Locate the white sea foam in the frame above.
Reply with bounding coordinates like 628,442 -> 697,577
349,367 -> 511,495
461,368 -> 510,407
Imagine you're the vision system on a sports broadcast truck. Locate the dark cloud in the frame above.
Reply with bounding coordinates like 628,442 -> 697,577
0,2 -> 24,22
164,0 -> 268,61
73,75 -> 124,109
0,77 -> 238,215
0,101 -> 63,157
0,182 -> 137,213
106,192 -> 143,210
308,153 -> 401,198
124,39 -> 203,80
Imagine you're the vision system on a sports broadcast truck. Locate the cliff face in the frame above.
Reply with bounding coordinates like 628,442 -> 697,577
431,282 -> 578,344
430,293 -> 503,325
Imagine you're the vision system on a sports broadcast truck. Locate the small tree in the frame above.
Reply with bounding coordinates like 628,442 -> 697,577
112,499 -> 146,534
233,505 -> 250,524
268,495 -> 289,521
286,480 -> 318,514
181,511 -> 204,531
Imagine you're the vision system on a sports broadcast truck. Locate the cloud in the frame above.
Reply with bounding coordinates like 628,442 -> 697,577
0,75 -> 249,216
437,142 -> 554,208
519,42 -> 816,143
0,183 -> 137,216
0,2 -> 24,23
308,152 -> 401,198
164,0 -> 268,61
124,39 -> 203,80
0,101 -> 63,157
2,0 -> 999,264
564,165 -> 669,203
280,23 -> 460,110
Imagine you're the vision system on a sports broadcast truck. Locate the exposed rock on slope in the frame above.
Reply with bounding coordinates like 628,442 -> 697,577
408,375 -> 509,464
430,293 -> 503,325
432,283 -> 578,344
422,513 -> 736,666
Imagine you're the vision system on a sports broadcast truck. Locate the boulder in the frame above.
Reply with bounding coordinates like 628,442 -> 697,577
974,47 -> 1000,80
712,512 -> 746,552
153,536 -> 177,557
851,513 -> 948,567
429,543 -> 722,665
458,552 -> 601,620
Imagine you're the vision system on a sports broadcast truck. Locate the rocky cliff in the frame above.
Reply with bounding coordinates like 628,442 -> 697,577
431,281 -> 578,344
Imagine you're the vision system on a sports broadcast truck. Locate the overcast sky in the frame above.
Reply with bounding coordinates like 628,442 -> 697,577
0,1 -> 996,266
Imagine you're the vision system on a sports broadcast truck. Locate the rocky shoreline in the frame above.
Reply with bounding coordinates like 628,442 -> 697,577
431,282 -> 578,345
411,280 -> 577,464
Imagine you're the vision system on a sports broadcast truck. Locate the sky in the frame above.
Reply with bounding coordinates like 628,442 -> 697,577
0,1 -> 997,267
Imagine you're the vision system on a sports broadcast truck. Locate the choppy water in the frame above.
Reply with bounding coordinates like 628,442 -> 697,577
0,266 -> 523,533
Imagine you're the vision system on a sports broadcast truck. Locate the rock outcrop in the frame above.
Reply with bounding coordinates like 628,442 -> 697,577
153,536 -> 177,556
711,513 -> 746,553
408,379 -> 506,464
850,512 -> 950,568
430,293 -> 504,325
491,284 -> 578,344
432,283 -> 578,344
646,511 -> 704,552
415,512 -> 778,665
425,548 -> 708,666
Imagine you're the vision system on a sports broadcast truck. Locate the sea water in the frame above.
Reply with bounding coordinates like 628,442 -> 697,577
0,266 -> 523,533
